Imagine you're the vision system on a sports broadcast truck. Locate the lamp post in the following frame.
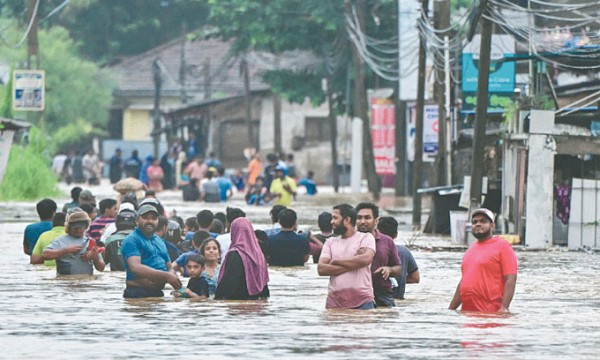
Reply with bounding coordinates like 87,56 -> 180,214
152,59 -> 162,159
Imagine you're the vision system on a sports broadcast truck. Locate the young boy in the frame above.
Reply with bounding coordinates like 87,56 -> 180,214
172,254 -> 209,299
173,231 -> 211,276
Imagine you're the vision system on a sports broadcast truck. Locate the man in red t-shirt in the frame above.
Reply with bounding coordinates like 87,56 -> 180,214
449,208 -> 518,313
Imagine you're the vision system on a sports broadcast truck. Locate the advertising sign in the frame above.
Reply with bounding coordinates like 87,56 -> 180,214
407,104 -> 439,163
371,98 -> 396,175
13,70 -> 45,111
462,35 -> 515,93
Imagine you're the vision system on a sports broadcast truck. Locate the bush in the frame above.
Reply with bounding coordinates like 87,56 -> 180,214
0,127 -> 61,201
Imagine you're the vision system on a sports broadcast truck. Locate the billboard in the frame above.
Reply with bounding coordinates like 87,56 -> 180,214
13,70 -> 45,111
371,98 -> 396,175
407,104 -> 439,163
462,35 -> 515,93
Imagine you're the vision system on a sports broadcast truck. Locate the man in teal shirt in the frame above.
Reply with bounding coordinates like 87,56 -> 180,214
121,204 -> 182,298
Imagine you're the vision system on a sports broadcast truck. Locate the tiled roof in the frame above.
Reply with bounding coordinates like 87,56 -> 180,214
110,36 -> 270,100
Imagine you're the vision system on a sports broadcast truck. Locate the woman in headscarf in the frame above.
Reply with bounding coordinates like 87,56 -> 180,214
215,217 -> 270,300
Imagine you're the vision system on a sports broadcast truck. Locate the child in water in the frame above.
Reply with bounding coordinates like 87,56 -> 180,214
172,254 -> 209,299
199,238 -> 221,297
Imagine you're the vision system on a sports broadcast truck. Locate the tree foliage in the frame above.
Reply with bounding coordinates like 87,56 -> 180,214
0,0 -> 210,65
205,0 -> 396,111
0,22 -> 113,151
38,27 -> 114,132
0,127 -> 60,201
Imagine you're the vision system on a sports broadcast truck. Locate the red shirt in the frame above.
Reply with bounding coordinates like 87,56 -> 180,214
460,236 -> 517,312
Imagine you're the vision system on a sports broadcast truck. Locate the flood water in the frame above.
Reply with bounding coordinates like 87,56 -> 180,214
1,191 -> 599,359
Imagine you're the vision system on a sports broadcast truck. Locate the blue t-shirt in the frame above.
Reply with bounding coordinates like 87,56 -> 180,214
267,230 -> 310,266
216,176 -> 233,201
24,221 -> 53,255
393,245 -> 419,299
121,228 -> 170,281
298,177 -> 317,195
175,249 -> 200,277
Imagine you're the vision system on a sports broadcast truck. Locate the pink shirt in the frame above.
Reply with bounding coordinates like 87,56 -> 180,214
185,162 -> 207,182
321,231 -> 376,309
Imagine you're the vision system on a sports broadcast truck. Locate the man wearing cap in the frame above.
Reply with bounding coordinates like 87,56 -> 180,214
120,204 -> 182,298
269,165 -> 297,207
449,208 -> 518,313
103,208 -> 137,271
78,190 -> 96,209
43,209 -> 105,275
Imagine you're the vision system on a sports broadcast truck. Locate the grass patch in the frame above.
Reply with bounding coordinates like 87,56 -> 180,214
0,127 -> 61,201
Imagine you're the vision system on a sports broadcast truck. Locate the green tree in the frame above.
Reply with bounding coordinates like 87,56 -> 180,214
0,127 -> 60,201
36,26 -> 114,132
0,0 -> 210,65
206,0 -> 395,198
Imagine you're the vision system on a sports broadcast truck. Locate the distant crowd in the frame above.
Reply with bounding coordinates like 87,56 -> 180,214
52,141 -> 317,207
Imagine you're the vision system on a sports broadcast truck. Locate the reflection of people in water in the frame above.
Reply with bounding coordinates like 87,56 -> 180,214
449,208 -> 517,313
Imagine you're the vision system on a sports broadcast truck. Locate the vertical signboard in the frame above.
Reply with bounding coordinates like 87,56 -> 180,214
407,104 -> 439,163
371,98 -> 396,175
13,70 -> 45,111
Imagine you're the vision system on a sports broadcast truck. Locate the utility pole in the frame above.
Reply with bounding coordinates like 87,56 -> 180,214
274,95 -> 282,153
326,77 -> 340,192
152,59 -> 162,159
27,0 -> 41,128
395,0 -> 407,196
26,0 -> 39,70
241,57 -> 256,149
469,0 -> 492,211
434,0 -> 450,187
346,0 -> 381,200
413,0 -> 429,229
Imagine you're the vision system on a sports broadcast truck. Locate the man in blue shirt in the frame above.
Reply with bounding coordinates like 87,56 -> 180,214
298,171 -> 317,195
377,216 -> 420,299
267,208 -> 309,266
23,198 -> 57,261
121,204 -> 182,298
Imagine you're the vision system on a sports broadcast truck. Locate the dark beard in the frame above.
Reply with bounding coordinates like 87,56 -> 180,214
473,230 -> 491,240
142,224 -> 156,236
333,225 -> 347,236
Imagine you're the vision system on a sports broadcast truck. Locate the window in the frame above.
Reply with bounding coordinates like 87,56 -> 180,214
305,116 -> 330,142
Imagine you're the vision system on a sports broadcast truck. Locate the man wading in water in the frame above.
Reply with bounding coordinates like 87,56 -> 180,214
121,205 -> 182,298
318,203 -> 376,310
449,208 -> 518,313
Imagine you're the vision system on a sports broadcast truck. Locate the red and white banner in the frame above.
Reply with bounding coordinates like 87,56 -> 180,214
371,98 -> 396,175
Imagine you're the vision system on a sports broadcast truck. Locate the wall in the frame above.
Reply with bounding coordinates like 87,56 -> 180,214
123,109 -> 152,140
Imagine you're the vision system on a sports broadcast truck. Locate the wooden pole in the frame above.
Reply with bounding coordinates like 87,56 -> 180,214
470,0 -> 492,211
413,0 -> 429,229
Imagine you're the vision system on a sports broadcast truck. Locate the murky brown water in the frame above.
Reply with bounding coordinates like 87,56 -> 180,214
1,188 -> 599,359
2,220 -> 599,359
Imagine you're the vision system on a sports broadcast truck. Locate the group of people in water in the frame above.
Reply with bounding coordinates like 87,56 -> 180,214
23,186 -> 516,312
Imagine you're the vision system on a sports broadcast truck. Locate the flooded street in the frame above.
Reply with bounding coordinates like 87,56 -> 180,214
1,187 -> 599,359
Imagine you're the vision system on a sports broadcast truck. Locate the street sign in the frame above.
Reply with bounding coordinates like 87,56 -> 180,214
13,70 -> 45,111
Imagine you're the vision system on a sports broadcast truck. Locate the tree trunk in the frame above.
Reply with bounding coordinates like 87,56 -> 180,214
413,0 -> 429,229
242,58 -> 256,149
346,0 -> 381,200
